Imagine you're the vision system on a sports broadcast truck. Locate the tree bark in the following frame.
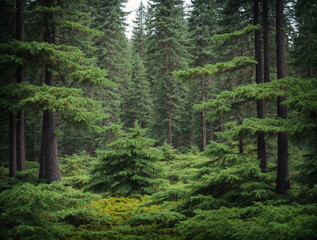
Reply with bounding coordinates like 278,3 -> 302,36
201,78 -> 207,150
263,0 -> 270,83
39,112 -> 46,179
39,0 -> 61,182
276,0 -> 289,194
254,0 -> 267,170
16,0 -> 26,170
9,113 -> 17,177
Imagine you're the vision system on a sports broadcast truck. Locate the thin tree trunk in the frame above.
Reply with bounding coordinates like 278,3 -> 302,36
263,0 -> 270,83
201,78 -> 207,150
9,113 -> 17,177
39,112 -> 46,179
276,0 -> 289,194
237,115 -> 243,154
16,0 -> 26,170
254,0 -> 267,170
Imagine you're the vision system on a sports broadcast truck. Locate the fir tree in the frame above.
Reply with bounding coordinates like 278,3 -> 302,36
88,122 -> 163,196
276,0 -> 289,195
187,0 -> 217,150
125,54 -> 152,129
89,0 -> 130,125
146,0 -> 189,146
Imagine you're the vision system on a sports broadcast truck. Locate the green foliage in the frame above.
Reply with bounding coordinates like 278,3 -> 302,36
0,82 -> 107,131
174,56 -> 257,82
88,122 -> 165,196
178,203 -> 317,240
0,182 -> 106,240
159,141 -> 178,161
60,151 -> 95,189
211,24 -> 261,42
146,0 -> 189,145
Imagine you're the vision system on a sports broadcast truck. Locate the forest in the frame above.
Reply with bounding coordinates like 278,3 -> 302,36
0,0 -> 316,239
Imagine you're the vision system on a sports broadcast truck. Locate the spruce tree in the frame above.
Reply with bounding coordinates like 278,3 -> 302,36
16,0 -> 26,171
89,0 -> 130,125
253,0 -> 266,170
276,0 -> 289,194
188,0 -> 217,150
125,54 -> 152,129
88,122 -> 163,196
146,0 -> 189,146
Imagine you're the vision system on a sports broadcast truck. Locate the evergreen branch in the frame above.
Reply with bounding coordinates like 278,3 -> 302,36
173,56 -> 257,82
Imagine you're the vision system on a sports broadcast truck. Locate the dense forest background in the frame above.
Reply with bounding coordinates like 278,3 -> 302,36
0,0 -> 316,239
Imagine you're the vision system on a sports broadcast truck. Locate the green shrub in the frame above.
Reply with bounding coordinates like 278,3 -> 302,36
0,182 -> 107,240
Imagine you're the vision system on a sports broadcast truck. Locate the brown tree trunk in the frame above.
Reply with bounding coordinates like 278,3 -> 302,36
16,0 -> 26,170
201,78 -> 207,150
263,0 -> 270,83
9,113 -> 17,177
39,0 -> 61,182
39,112 -> 46,179
254,0 -> 267,170
276,0 -> 289,194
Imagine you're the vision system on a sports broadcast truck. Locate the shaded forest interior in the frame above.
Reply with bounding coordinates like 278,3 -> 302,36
0,0 -> 317,239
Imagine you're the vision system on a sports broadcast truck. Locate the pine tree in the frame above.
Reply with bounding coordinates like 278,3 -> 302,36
125,54 -> 152,129
187,0 -> 217,150
276,0 -> 289,194
146,0 -> 189,146
89,0 -> 130,125
291,0 -> 317,78
131,2 -> 146,60
88,122 -> 163,196
16,0 -> 26,171
253,0 -> 266,170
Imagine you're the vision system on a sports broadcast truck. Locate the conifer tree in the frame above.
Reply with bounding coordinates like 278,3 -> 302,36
253,0 -> 266,170
125,54 -> 152,129
88,122 -> 163,196
146,0 -> 189,146
131,2 -> 146,60
188,0 -> 217,150
276,0 -> 289,194
89,0 -> 130,125
39,0 -> 61,182
16,0 -> 26,171
291,0 -> 317,78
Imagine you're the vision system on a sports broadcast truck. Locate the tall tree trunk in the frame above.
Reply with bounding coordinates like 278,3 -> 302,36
9,113 -> 17,177
201,78 -> 207,150
276,0 -> 289,194
254,0 -> 267,170
39,112 -> 46,179
16,0 -> 26,170
263,0 -> 270,83
39,0 -> 61,182
168,104 -> 173,146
